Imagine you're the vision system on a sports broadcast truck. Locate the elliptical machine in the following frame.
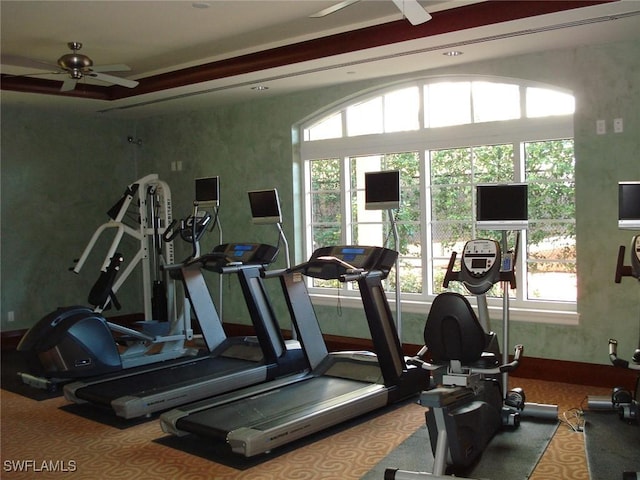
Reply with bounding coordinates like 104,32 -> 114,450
16,175 -> 213,389
385,239 -> 533,480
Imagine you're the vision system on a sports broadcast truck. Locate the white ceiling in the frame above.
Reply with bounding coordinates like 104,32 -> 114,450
1,0 -> 639,118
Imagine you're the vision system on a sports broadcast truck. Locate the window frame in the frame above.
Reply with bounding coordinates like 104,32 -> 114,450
297,76 -> 577,325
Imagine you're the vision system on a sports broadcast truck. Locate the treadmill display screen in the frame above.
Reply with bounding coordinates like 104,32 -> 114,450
339,247 -> 367,263
231,244 -> 254,258
248,189 -> 282,225
195,176 -> 220,206
476,183 -> 528,230
365,170 -> 400,210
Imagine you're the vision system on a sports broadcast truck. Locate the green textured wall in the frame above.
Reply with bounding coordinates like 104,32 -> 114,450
2,39 -> 638,367
0,108 -> 139,329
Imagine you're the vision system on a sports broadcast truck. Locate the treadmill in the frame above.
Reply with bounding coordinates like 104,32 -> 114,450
160,245 -> 430,457
63,242 -> 307,419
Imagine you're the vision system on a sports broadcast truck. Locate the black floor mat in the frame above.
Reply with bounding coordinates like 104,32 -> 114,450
1,349 -> 65,400
584,410 -> 640,480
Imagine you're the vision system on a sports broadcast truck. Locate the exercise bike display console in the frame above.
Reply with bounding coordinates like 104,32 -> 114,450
461,239 -> 500,279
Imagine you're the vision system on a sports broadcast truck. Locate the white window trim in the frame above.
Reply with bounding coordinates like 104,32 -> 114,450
296,75 -> 577,325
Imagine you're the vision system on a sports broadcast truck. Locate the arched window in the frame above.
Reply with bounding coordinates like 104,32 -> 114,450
298,76 -> 576,324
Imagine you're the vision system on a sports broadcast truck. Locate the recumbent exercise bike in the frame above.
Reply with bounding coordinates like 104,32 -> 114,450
386,239 -> 529,479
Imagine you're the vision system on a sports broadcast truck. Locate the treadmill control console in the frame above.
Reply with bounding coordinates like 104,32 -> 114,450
296,245 -> 398,280
190,243 -> 279,271
212,243 -> 279,265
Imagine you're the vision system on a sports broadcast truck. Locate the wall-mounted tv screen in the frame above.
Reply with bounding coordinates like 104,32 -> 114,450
365,170 -> 400,210
248,188 -> 282,225
619,181 -> 640,230
476,183 -> 528,230
195,176 -> 219,206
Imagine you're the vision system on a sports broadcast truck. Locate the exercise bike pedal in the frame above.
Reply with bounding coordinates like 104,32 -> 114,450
501,406 -> 521,428
505,387 -> 526,410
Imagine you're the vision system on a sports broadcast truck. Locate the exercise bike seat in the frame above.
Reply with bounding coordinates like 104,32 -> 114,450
424,292 -> 499,370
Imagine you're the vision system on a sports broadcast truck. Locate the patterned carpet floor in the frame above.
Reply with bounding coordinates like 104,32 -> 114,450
0,376 -> 610,479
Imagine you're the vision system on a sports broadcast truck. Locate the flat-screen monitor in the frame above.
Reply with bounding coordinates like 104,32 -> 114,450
248,188 -> 282,224
195,176 -> 219,206
476,183 -> 528,230
365,170 -> 400,210
618,181 -> 640,230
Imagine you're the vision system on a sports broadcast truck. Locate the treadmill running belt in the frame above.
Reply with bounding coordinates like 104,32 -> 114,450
176,376 -> 375,437
75,356 -> 259,405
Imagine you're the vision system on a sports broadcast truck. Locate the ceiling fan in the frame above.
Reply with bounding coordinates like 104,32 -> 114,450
4,42 -> 139,92
310,0 -> 432,25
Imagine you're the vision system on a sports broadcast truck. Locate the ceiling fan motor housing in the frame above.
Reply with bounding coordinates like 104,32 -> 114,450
57,42 -> 93,78
58,53 -> 92,69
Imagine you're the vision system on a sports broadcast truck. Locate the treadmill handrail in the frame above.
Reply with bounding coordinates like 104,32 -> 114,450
316,255 -> 362,274
261,268 -> 287,279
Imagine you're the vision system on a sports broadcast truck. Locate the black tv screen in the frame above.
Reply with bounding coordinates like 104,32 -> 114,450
619,182 -> 640,229
476,183 -> 528,230
365,170 -> 400,210
195,176 -> 219,206
248,189 -> 282,224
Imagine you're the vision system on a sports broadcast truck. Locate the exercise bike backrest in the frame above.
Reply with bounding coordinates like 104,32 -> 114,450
424,292 -> 492,366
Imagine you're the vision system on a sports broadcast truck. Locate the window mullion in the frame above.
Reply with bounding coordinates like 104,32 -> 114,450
341,155 -> 351,245
422,149 -> 432,298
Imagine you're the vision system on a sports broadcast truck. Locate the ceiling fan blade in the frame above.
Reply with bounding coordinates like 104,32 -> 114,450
91,64 -> 131,73
1,54 -> 59,72
309,0 -> 360,18
88,72 -> 139,89
391,0 -> 432,25
60,77 -> 77,92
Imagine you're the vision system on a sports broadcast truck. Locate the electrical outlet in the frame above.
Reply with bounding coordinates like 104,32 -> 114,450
596,119 -> 606,135
8,311 -> 15,322
613,118 -> 623,133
